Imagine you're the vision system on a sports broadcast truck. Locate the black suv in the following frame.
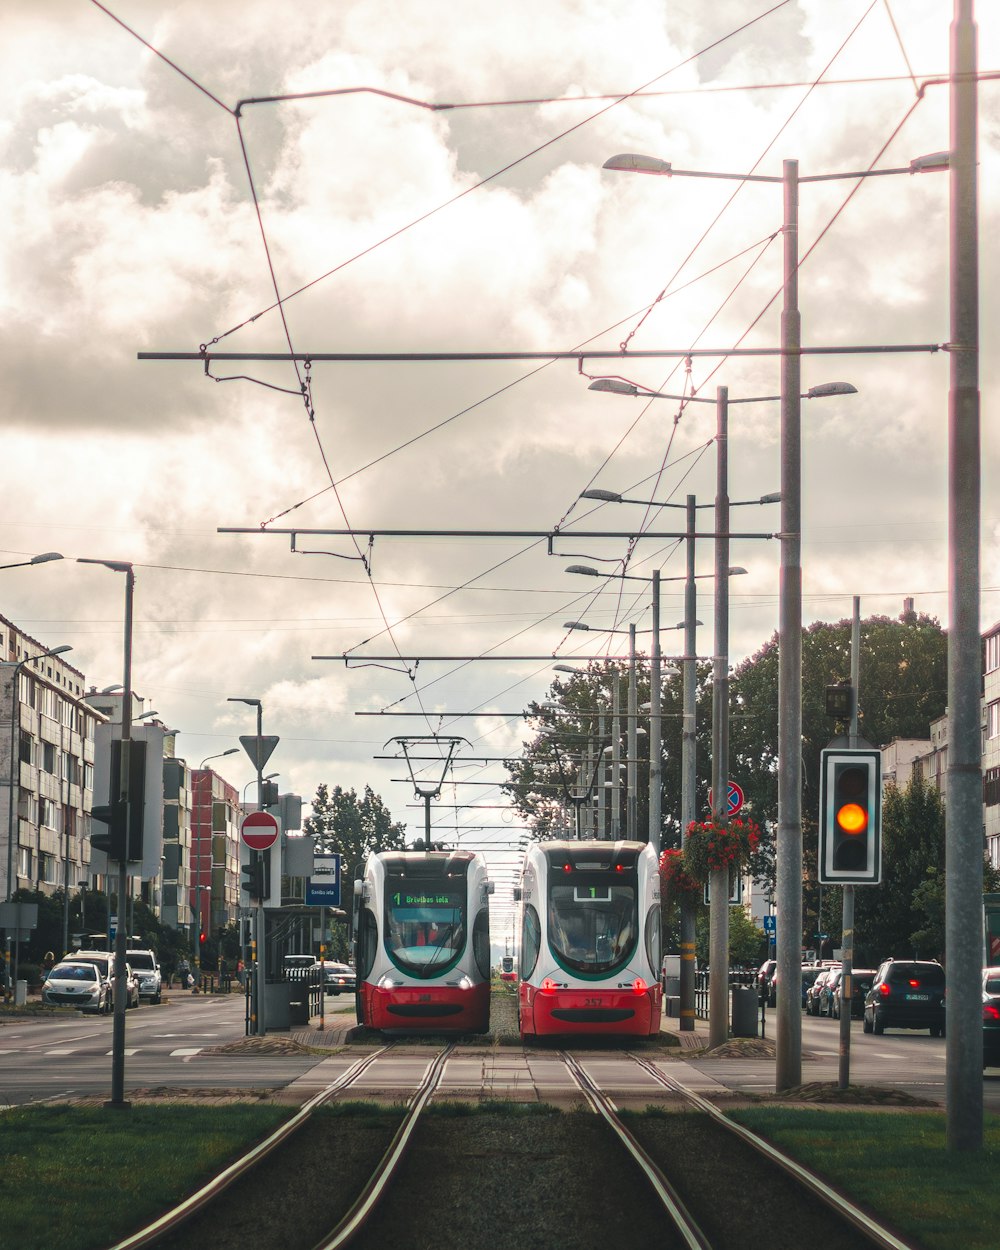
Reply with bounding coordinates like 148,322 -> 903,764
863,959 -> 946,1036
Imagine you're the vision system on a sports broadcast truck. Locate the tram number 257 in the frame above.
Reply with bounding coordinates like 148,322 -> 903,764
584,997 -> 603,1007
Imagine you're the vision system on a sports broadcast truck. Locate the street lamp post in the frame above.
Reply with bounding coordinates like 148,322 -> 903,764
201,749 -> 239,769
229,697 -> 267,1036
77,557 -> 134,1110
4,643 -> 73,983
603,140 -> 941,1086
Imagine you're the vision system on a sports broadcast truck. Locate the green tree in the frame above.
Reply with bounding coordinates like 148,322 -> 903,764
729,611 -> 947,902
694,905 -> 767,967
302,784 -> 406,960
851,776 -> 946,964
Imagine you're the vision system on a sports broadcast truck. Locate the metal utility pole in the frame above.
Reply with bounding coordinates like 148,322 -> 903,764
946,0 -> 983,1151
838,597 -> 861,1090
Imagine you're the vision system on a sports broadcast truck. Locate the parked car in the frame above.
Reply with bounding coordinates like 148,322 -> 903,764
831,968 -> 878,1019
313,961 -> 356,995
755,959 -> 777,1007
863,959 -> 946,1036
41,961 -> 110,1014
70,951 -> 140,1009
126,949 -> 162,1004
817,968 -> 843,1017
806,966 -> 840,1016
983,967 -> 1000,1067
799,966 -> 824,1008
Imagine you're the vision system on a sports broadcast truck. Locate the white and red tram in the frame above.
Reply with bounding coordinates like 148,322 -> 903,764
352,847 -> 493,1034
516,839 -> 662,1038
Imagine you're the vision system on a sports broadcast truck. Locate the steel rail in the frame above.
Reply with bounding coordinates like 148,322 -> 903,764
106,1046 -> 394,1250
312,1043 -> 454,1250
559,1050 -> 711,1250
629,1053 -> 917,1250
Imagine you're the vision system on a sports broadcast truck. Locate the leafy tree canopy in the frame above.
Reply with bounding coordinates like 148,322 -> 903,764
302,783 -> 406,960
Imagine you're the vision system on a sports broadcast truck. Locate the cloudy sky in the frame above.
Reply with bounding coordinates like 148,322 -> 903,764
2,1 -> 997,935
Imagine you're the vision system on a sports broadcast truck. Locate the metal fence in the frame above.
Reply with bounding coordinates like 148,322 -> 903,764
693,967 -> 756,1020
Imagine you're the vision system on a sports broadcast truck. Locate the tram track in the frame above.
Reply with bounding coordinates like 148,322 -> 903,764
102,1042 -> 920,1250
106,1044 -> 452,1250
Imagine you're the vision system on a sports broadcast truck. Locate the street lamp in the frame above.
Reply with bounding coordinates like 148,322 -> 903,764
201,748 -> 239,769
602,143 -> 941,1087
77,557 -> 134,1109
243,772 -> 278,805
0,552 -> 63,571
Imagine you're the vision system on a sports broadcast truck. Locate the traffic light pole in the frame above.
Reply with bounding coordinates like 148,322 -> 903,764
110,565 -> 134,1109
838,597 -> 860,1090
253,703 -> 267,1037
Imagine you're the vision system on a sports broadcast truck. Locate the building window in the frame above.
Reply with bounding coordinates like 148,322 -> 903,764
988,633 -> 1000,674
64,754 -> 79,786
986,767 -> 1000,807
989,701 -> 1000,740
39,853 -> 56,884
42,742 -> 56,774
84,761 -> 94,791
18,730 -> 32,765
17,848 -> 32,881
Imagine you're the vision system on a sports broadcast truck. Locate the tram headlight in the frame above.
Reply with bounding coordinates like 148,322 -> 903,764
377,974 -> 405,990
456,975 -> 473,990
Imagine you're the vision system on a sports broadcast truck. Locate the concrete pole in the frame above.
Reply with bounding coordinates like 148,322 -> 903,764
709,387 -> 731,1048
649,570 -> 662,851
611,683 -> 621,839
679,495 -> 698,1032
775,158 -> 803,1091
627,624 -> 637,841
946,0 -> 983,1151
109,565 -> 134,1109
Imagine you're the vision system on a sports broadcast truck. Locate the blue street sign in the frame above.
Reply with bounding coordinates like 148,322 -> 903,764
306,853 -> 341,908
763,915 -> 776,934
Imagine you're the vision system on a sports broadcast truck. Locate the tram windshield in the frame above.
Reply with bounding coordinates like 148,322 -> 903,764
548,880 -> 637,975
384,881 -> 466,978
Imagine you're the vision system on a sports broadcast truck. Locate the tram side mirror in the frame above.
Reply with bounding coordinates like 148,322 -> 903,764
486,882 -> 495,895
513,887 -> 522,902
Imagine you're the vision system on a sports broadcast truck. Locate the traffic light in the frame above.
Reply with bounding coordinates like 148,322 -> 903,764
818,748 -> 882,884
199,931 -> 206,946
241,857 -> 264,900
91,798 -> 128,860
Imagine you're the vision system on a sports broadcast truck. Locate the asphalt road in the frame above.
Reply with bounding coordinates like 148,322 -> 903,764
0,994 -> 318,1105
2,997 -> 999,1111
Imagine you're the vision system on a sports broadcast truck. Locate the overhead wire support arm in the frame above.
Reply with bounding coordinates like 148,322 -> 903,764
219,526 -> 776,542
140,344 -> 943,363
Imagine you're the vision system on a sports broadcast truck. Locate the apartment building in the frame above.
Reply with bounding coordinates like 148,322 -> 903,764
0,616 -> 101,902
190,768 -> 244,936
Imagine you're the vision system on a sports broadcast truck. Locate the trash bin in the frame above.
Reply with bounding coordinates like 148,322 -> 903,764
262,981 -> 292,1031
288,978 -> 310,1026
15,980 -> 27,1006
731,985 -> 758,1037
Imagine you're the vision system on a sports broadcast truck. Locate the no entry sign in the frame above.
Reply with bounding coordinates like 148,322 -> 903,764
241,810 -> 279,851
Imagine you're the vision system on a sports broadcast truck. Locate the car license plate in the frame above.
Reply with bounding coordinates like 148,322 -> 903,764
905,992 -> 930,1001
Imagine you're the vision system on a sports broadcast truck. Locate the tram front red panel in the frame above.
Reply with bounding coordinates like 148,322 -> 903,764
520,981 -> 661,1037
362,979 -> 490,1033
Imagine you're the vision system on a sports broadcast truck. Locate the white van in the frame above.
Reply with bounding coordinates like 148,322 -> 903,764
126,949 -> 162,1004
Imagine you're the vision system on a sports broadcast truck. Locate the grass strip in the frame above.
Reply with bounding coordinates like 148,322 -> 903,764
0,1104 -> 290,1250
730,1107 -> 1000,1250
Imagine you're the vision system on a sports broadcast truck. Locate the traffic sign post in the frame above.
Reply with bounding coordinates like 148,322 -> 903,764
708,781 -> 744,817
306,853 -> 342,908
240,810 -> 279,852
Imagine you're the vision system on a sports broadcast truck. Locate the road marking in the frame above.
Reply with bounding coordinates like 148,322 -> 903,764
44,1049 -> 77,1056
170,1048 -> 203,1057
105,1049 -> 139,1057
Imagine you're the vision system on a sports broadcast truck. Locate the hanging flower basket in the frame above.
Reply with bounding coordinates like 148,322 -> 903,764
681,815 -> 762,885
659,848 -> 701,895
